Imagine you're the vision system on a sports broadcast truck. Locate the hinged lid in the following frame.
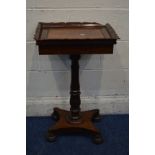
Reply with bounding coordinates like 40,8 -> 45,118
34,22 -> 119,42
34,22 -> 119,55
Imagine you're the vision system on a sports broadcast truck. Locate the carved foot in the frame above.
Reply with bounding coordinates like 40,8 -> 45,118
92,133 -> 103,144
46,132 -> 57,142
51,108 -> 60,121
91,109 -> 101,122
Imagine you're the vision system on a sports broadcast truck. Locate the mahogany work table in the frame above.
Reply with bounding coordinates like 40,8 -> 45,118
34,22 -> 119,144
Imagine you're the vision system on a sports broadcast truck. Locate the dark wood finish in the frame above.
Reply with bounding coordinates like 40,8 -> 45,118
34,22 -> 119,144
69,55 -> 81,121
47,107 -> 103,144
34,22 -> 119,55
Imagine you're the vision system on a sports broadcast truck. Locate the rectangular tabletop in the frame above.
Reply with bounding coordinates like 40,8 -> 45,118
34,22 -> 119,55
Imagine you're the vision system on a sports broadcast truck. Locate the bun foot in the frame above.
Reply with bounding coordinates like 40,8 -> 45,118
92,109 -> 101,122
92,114 -> 101,122
92,134 -> 103,144
51,111 -> 59,121
46,133 -> 57,142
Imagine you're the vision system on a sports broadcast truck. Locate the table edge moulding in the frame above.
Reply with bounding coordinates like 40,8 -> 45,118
34,22 -> 119,144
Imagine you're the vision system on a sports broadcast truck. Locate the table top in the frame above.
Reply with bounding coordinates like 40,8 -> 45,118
34,22 -> 119,55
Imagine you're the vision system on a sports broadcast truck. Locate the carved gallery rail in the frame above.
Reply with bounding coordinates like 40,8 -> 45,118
34,22 -> 119,144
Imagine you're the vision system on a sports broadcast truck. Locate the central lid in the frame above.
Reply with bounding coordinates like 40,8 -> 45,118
35,22 -> 119,42
46,27 -> 108,39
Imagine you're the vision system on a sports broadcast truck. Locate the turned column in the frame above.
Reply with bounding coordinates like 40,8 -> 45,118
69,55 -> 81,121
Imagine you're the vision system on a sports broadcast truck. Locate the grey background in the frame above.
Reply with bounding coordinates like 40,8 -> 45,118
26,0 -> 129,116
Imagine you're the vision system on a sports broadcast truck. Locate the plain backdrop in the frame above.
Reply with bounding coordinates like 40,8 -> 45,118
0,0 -> 155,155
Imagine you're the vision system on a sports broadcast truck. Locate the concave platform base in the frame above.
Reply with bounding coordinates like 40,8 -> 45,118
47,107 -> 103,144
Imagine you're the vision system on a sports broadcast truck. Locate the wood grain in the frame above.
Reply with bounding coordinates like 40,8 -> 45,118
34,22 -> 119,55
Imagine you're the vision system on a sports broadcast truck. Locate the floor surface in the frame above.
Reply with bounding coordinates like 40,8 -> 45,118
26,115 -> 129,155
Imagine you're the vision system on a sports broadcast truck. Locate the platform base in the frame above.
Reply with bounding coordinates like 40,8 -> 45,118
47,108 -> 103,144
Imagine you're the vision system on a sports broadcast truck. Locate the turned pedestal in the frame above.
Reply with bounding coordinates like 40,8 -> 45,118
47,55 -> 103,144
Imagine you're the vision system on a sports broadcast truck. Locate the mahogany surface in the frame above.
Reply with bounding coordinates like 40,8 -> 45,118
34,22 -> 119,144
34,22 -> 119,55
